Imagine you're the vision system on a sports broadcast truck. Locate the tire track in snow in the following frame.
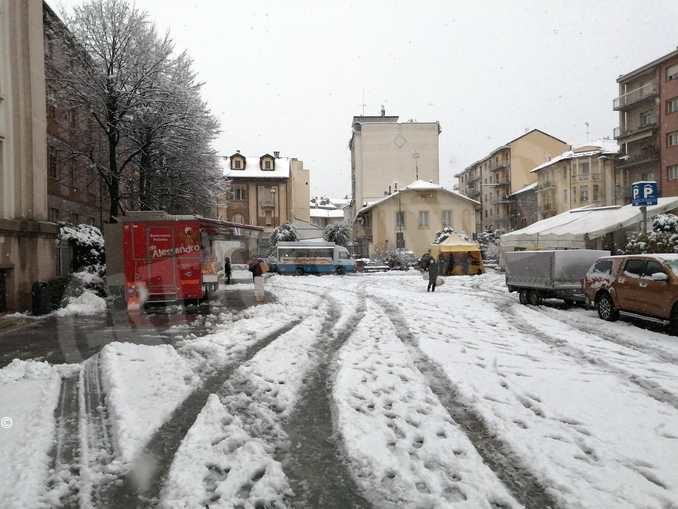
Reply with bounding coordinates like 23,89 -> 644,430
371,295 -> 562,509
45,372 -> 81,508
80,353 -> 116,508
497,301 -> 678,412
96,314 -> 311,507
281,291 -> 372,508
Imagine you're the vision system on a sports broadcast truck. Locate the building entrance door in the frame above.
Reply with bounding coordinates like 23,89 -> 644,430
0,270 -> 7,313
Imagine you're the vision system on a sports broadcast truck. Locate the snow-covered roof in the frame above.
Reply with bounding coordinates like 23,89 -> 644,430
530,140 -> 618,174
310,207 -> 345,219
221,154 -> 291,179
357,180 -> 479,214
501,197 -> 678,249
510,182 -> 538,197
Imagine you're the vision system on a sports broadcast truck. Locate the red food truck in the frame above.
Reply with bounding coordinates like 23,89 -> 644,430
104,211 -> 262,309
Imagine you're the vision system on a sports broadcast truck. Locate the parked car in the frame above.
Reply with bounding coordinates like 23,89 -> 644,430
583,254 -> 678,333
504,250 -> 610,306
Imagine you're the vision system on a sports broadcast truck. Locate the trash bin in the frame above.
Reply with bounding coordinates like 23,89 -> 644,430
31,281 -> 50,316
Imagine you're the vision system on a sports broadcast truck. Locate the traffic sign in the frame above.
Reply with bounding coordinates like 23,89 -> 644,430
632,181 -> 658,207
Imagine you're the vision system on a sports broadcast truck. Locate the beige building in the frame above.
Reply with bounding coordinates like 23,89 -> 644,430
532,141 -> 620,219
456,129 -> 569,232
353,180 -> 478,257
349,111 -> 440,219
0,0 -> 58,311
217,152 -> 310,251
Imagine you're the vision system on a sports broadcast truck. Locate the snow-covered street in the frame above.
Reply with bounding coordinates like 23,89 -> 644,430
2,271 -> 678,508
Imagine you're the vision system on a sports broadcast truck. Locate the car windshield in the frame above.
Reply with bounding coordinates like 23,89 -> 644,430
5,2 -> 678,508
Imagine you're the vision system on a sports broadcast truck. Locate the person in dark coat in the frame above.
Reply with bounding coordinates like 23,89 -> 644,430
420,251 -> 432,271
224,256 -> 232,285
427,258 -> 439,292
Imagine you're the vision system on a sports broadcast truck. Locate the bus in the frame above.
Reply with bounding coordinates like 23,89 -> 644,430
275,241 -> 355,275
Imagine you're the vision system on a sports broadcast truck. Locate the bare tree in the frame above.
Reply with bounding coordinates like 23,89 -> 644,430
48,0 -> 175,220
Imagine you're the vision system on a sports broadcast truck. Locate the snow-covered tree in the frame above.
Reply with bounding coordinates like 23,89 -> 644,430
270,224 -> 298,245
625,214 -> 678,254
323,223 -> 351,247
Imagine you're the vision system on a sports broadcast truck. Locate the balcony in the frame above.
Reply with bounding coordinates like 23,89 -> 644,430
489,160 -> 509,172
614,117 -> 657,139
468,173 -> 481,183
616,147 -> 659,169
537,183 -> 555,192
613,82 -> 658,110
496,195 -> 513,204
486,180 -> 509,187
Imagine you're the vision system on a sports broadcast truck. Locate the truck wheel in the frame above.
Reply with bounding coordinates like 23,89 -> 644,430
335,266 -> 345,275
295,267 -> 304,276
596,293 -> 618,321
519,290 -> 528,305
527,290 -> 541,306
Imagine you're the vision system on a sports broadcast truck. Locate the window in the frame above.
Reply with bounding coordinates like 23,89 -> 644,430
49,208 -> 59,222
668,131 -> 678,147
232,213 -> 245,224
624,259 -> 645,278
563,189 -> 568,202
593,184 -> 600,202
441,210 -> 453,226
48,147 -> 58,178
667,97 -> 678,114
231,157 -> 244,170
395,210 -> 405,229
229,186 -> 247,201
264,210 -> 273,226
669,165 -> 678,181
644,260 -> 665,277
261,157 -> 274,170
579,160 -> 590,178
580,185 -> 589,203
88,217 -> 96,225
70,213 -> 79,225
418,210 -> 429,228
396,232 -> 405,249
590,259 -> 613,276
668,64 -> 678,81
639,110 -> 655,127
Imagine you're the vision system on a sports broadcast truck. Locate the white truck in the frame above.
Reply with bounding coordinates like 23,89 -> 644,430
504,250 -> 609,306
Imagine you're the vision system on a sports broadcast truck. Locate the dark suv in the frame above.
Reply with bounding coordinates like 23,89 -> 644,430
583,254 -> 678,333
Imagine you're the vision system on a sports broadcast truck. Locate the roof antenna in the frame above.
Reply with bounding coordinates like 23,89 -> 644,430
585,121 -> 590,143
360,89 -> 367,115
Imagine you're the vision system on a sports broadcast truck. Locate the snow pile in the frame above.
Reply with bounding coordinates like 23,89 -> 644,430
59,223 -> 104,248
99,343 -> 199,464
161,395 -> 291,508
0,360 -> 62,509
55,289 -> 107,317
333,300 -> 518,508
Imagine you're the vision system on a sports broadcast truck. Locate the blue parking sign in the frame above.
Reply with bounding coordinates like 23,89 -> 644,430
632,181 -> 658,206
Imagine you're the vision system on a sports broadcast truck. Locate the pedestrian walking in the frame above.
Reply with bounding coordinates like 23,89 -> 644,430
427,258 -> 439,292
420,250 -> 432,271
249,258 -> 267,303
224,255 -> 232,285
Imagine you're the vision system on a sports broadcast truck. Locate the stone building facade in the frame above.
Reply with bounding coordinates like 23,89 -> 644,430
349,112 -> 440,219
43,2 -> 107,227
217,152 -> 310,251
0,0 -> 58,311
353,180 -> 478,258
509,183 -> 538,230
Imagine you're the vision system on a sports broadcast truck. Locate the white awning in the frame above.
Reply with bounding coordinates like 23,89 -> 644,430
500,197 -> 678,250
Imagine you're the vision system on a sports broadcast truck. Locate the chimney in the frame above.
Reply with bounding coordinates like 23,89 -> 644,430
273,151 -> 280,158
380,105 -> 386,117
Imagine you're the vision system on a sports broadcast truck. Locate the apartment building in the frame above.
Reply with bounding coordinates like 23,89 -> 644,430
614,47 -> 678,200
217,151 -> 310,250
531,141 -> 619,219
456,129 -> 568,232
0,0 -> 58,311
349,110 -> 440,219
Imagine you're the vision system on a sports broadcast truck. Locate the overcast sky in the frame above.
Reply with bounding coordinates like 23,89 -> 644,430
54,0 -> 678,198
